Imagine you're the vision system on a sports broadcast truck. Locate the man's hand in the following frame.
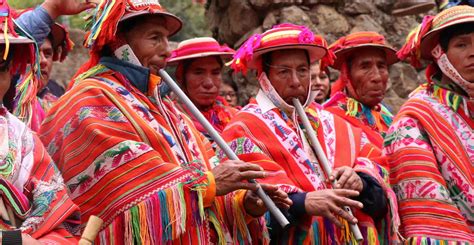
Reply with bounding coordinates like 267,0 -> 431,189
304,189 -> 363,228
212,160 -> 267,196
329,166 -> 363,192
243,183 -> 292,217
42,0 -> 95,20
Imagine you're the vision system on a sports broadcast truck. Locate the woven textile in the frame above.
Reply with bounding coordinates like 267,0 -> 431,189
0,110 -> 79,243
324,92 -> 393,151
39,64 -> 268,244
384,84 -> 473,243
220,92 -> 399,244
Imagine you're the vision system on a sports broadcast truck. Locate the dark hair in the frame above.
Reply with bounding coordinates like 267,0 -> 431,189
262,49 -> 311,74
439,22 -> 474,52
222,71 -> 238,92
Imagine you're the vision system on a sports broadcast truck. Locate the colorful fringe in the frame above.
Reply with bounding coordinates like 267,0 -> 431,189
13,68 -> 39,128
346,97 -> 393,131
97,183 -> 207,244
406,237 -> 472,245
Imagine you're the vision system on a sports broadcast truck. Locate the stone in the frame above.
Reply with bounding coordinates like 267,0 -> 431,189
280,5 -> 313,27
311,5 -> 350,34
389,63 -> 424,99
249,0 -> 271,9
234,26 -> 264,48
304,0 -> 320,5
216,1 -> 260,46
344,0 -> 375,15
262,11 -> 279,30
350,14 -> 385,34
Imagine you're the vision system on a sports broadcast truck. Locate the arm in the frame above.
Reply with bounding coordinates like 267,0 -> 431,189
15,0 -> 94,45
15,6 -> 53,46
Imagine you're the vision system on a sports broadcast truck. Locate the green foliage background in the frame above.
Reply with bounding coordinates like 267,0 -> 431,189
8,0 -> 210,41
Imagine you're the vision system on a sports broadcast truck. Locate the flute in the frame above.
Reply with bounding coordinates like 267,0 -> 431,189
292,98 -> 363,242
159,69 -> 290,229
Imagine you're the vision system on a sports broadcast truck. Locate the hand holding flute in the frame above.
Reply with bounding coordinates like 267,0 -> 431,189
159,69 -> 290,228
292,98 -> 364,242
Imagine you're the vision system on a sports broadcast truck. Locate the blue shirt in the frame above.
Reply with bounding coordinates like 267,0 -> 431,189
15,6 -> 53,46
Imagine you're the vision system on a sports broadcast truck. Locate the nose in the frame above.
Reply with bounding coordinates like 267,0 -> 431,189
161,38 -> 172,60
289,69 -> 303,88
39,51 -> 47,69
201,76 -> 214,89
369,67 -> 383,85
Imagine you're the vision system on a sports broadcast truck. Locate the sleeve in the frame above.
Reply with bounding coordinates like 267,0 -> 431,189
355,172 -> 387,221
21,135 -> 79,243
219,121 -> 302,194
15,6 -> 53,46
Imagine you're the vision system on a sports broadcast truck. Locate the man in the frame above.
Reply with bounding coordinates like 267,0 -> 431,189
225,23 -> 398,244
168,37 -> 237,139
324,32 -> 398,149
39,0 -> 290,243
0,0 -> 92,243
309,61 -> 330,104
13,22 -> 72,132
389,5 -> 474,243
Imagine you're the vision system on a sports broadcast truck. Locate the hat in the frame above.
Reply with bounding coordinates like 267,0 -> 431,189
0,3 -> 35,75
168,37 -> 235,64
420,5 -> 474,59
329,32 -> 398,70
230,23 -> 332,74
398,5 -> 474,66
49,23 -> 74,62
84,0 -> 182,52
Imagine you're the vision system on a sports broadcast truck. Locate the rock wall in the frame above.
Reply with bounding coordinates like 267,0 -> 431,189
206,0 -> 429,112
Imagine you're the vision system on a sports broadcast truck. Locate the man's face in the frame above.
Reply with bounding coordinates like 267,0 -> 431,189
310,62 -> 330,104
184,56 -> 222,110
39,39 -> 54,91
446,32 -> 474,83
122,15 -> 171,75
349,48 -> 389,107
267,49 -> 310,105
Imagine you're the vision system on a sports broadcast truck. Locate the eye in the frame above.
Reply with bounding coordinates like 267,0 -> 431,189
297,66 -> 309,73
455,42 -> 468,48
278,69 -> 291,76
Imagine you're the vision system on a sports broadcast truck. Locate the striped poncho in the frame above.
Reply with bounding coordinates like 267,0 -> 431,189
220,91 -> 400,244
39,63 -> 267,244
324,91 -> 393,150
384,84 -> 473,243
0,109 -> 79,243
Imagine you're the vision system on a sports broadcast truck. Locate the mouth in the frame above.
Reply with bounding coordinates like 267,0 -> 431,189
465,64 -> 474,70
